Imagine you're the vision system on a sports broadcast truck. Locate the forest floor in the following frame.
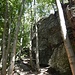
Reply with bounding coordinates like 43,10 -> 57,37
13,56 -> 60,75
14,58 -> 50,75
0,57 -> 60,75
0,58 -> 50,75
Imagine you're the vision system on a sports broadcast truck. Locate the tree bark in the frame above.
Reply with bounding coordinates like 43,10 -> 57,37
8,0 -> 25,75
29,22 -> 34,69
19,23 -> 24,59
34,0 -> 40,72
29,3 -> 34,69
2,0 -> 8,75
56,0 -> 75,75
35,24 -> 40,72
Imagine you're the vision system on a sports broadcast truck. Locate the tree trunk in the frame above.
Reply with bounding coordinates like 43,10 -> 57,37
2,0 -> 8,75
29,22 -> 34,69
5,16 -> 11,71
29,3 -> 34,69
56,0 -> 75,75
8,0 -> 24,75
35,24 -> 40,72
34,0 -> 40,72
19,23 -> 24,59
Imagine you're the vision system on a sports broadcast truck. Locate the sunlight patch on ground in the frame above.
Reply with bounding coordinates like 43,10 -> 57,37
14,66 -> 50,75
38,67 -> 49,75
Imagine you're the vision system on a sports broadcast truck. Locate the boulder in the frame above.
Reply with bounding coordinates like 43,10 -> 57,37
32,12 -> 72,74
32,13 -> 62,64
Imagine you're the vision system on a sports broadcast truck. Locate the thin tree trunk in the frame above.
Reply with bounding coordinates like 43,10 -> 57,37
2,0 -> 8,75
29,1 -> 34,70
19,24 -> 24,59
2,20 -> 11,75
3,6 -> 12,75
35,24 -> 40,72
8,0 -> 25,75
56,0 -> 75,75
30,22 -> 34,69
5,16 -> 11,70
34,0 -> 40,72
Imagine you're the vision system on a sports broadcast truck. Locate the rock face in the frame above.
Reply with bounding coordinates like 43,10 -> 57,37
32,12 -> 72,74
32,13 -> 61,64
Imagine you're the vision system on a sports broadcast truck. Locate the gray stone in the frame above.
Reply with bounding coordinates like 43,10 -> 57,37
32,13 -> 62,65
32,12 -> 71,74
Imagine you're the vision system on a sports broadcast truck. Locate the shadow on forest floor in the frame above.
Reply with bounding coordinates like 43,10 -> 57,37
14,58 -> 60,75
0,58 -> 60,75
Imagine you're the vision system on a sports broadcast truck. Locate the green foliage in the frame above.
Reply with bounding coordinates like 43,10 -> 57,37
0,0 -> 71,74
26,0 -> 32,3
0,0 -> 57,51
37,0 -> 53,3
0,0 -> 65,57
0,0 -> 57,56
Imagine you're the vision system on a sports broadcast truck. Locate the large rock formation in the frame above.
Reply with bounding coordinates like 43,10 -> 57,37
32,13 -> 61,63
32,11 -> 72,74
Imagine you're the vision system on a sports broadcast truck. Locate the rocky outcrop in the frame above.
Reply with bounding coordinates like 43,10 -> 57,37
32,13 -> 62,64
32,12 -> 72,74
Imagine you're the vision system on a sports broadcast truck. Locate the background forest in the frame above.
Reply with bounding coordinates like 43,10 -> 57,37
0,0 -> 75,75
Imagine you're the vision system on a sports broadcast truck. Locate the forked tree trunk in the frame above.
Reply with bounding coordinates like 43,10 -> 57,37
56,0 -> 75,75
8,0 -> 24,75
2,0 -> 8,75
